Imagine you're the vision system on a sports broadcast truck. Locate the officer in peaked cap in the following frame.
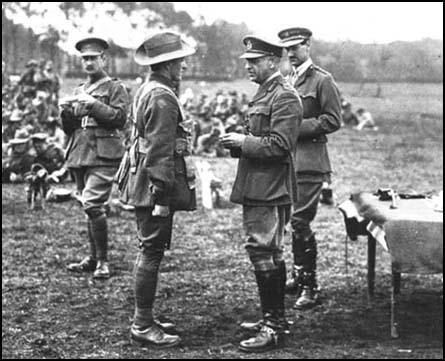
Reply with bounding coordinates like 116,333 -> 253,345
278,27 -> 312,47
75,37 -> 109,56
62,35 -> 128,280
122,30 -> 196,348
278,27 -> 342,310
221,34 -> 303,353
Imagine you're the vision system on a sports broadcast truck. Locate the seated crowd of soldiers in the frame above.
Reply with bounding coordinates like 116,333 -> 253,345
2,59 -> 67,184
181,89 -> 250,157
4,60 -> 375,186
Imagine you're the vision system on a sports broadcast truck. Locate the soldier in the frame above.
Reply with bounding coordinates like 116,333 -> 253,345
118,30 -> 196,348
45,116 -> 66,149
3,109 -> 22,143
31,133 -> 67,181
18,60 -> 39,99
278,27 -> 342,309
43,60 -> 61,105
220,35 -> 302,353
118,31 -> 196,347
2,131 -> 35,183
61,37 -> 128,279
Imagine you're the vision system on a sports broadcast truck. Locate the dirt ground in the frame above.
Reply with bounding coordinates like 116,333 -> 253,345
2,82 -> 443,358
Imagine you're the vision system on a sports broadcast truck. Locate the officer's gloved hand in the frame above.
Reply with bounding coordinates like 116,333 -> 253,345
152,204 -> 170,217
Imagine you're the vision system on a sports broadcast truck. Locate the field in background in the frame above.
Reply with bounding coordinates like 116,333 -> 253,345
3,80 -> 443,358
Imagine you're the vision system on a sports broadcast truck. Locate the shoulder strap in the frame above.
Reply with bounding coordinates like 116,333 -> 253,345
132,80 -> 185,124
83,76 -> 112,95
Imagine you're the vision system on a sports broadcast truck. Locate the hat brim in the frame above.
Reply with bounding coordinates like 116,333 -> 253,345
239,52 -> 268,59
75,37 -> 109,52
9,139 -> 29,145
280,38 -> 306,47
79,51 -> 103,57
135,42 -> 196,66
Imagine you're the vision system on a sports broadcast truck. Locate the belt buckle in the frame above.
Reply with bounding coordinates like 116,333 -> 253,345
81,116 -> 89,129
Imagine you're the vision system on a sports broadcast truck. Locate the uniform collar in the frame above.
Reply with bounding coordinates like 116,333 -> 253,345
86,71 -> 108,86
252,71 -> 283,102
264,71 -> 281,84
295,58 -> 313,78
149,73 -> 176,92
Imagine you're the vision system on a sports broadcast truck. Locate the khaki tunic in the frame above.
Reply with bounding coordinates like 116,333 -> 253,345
120,74 -> 193,208
61,75 -> 128,168
290,64 -> 342,177
230,74 -> 303,206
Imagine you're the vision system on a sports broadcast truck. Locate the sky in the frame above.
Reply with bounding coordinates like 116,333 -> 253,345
174,2 -> 443,44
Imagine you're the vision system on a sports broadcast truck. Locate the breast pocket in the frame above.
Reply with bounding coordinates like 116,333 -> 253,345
90,87 -> 110,105
299,92 -> 318,119
95,128 -> 124,160
247,105 -> 271,135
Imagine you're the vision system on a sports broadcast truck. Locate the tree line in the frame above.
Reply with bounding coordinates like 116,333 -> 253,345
2,2 -> 443,83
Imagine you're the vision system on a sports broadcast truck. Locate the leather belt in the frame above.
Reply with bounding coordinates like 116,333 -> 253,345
81,116 -> 99,128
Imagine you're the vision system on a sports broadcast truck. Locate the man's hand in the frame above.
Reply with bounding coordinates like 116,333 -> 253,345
152,204 -> 170,217
219,133 -> 246,149
76,92 -> 97,108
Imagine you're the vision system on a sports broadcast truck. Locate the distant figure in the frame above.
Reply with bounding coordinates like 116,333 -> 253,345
18,60 -> 39,99
44,61 -> 61,105
341,100 -> 358,127
355,108 -> 378,131
196,118 -> 227,157
45,116 -> 66,149
2,131 -> 35,183
30,133 -> 67,181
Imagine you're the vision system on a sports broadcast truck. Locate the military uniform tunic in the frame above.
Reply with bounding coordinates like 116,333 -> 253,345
61,73 -> 128,216
62,75 -> 128,168
290,64 -> 342,180
230,73 -> 303,207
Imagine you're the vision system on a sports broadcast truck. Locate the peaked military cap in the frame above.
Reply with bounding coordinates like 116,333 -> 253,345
278,27 -> 313,47
240,35 -> 283,59
75,37 -> 109,56
135,31 -> 196,66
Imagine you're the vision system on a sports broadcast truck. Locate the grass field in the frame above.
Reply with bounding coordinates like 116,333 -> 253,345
2,80 -> 443,358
